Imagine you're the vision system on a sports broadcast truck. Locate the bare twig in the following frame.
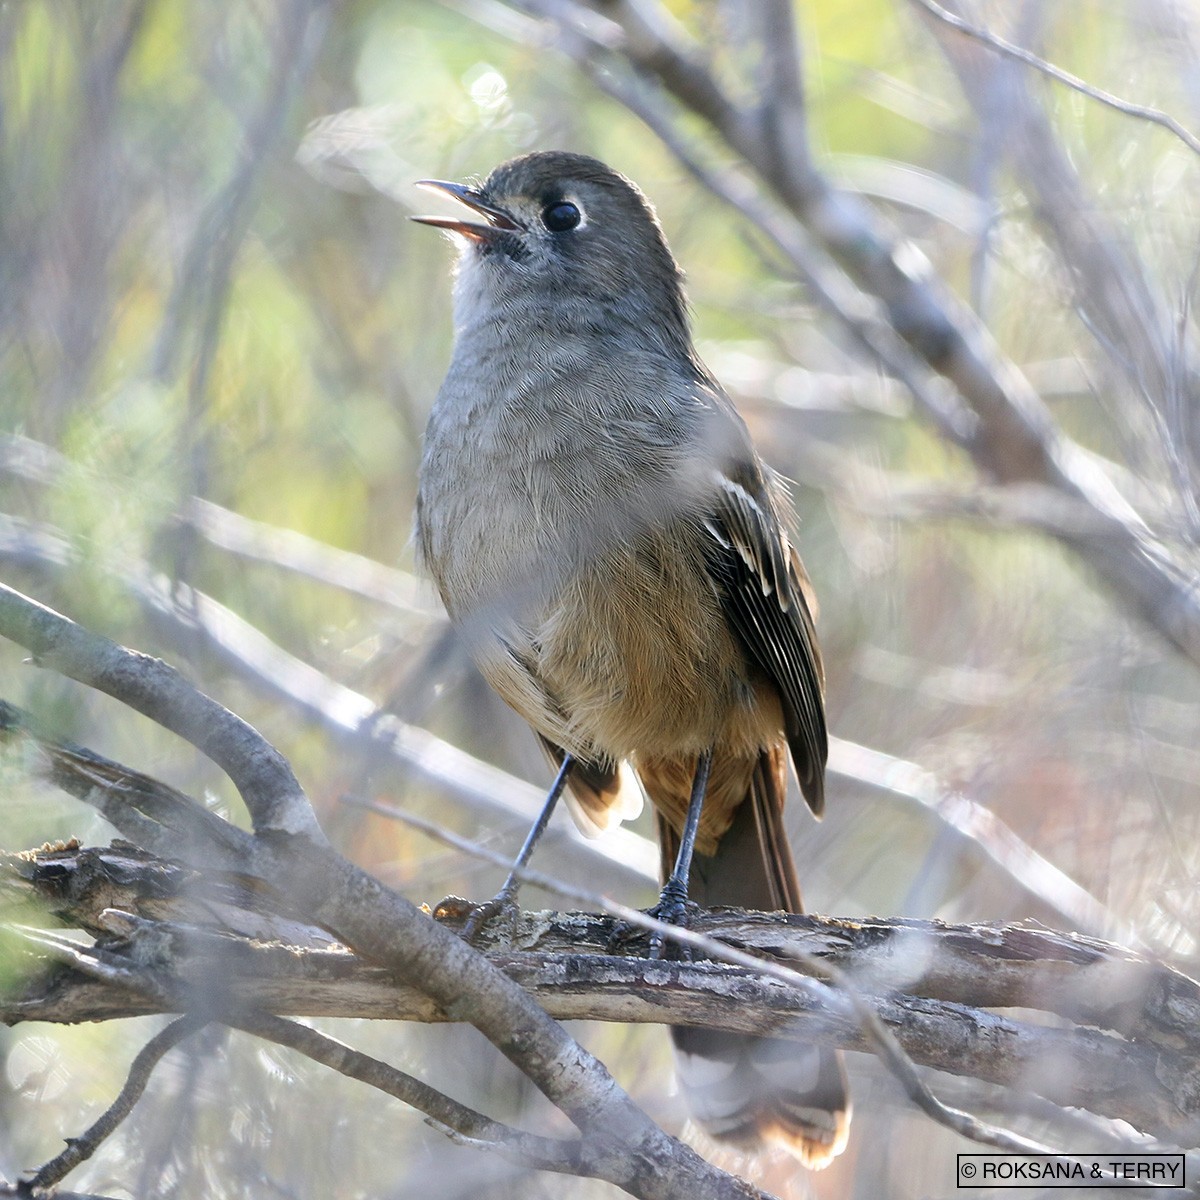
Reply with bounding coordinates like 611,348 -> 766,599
6,925 -> 581,1175
227,1011 -> 583,1174
23,1015 -> 208,1192
908,0 -> 1200,158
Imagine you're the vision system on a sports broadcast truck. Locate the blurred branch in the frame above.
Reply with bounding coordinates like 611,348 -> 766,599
0,700 -> 254,868
741,417 -> 1182,545
850,478 -> 1141,537
150,0 -> 330,384
1,500 -> 1135,932
918,0 -> 1200,533
180,497 -> 438,615
482,0 -> 1200,669
0,1190 -> 118,1200
907,0 -> 1200,158
0,432 -> 434,615
0,512 -> 658,889
579,53 -> 976,447
826,738 -> 1142,948
0,434 -> 61,486
5,923 -> 581,1178
0,584 -> 774,1200
9,983 -> 581,1185
6,843 -> 1199,1147
1,0 -> 150,431
153,0 -> 332,594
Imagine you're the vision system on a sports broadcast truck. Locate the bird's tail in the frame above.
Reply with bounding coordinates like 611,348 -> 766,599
652,745 -> 850,1169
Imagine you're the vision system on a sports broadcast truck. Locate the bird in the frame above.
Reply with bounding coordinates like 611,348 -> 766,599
412,150 -> 849,1169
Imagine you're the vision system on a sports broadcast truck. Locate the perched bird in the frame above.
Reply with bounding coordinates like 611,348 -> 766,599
413,150 -> 849,1168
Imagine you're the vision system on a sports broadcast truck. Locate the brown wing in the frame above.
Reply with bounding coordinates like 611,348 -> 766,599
700,465 -> 828,815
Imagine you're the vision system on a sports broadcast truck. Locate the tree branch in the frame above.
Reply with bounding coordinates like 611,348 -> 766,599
0,584 -> 320,841
907,0 -> 1200,158
0,699 -> 256,867
0,584 -> 773,1200
224,1011 -> 584,1175
21,1015 -> 208,1193
5,844 -> 1199,1147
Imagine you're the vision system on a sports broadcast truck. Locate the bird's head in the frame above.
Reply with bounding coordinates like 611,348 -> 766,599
414,151 -> 692,358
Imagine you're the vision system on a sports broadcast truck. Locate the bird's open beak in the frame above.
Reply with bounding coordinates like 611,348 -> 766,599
411,180 -> 521,243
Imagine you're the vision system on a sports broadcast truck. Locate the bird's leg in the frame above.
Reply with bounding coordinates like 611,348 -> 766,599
460,753 -> 575,941
648,748 -> 713,959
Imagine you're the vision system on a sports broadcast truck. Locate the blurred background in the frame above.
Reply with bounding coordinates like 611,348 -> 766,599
2,0 -> 1199,1196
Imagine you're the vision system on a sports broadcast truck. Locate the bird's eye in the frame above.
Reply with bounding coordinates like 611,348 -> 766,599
541,201 -> 581,233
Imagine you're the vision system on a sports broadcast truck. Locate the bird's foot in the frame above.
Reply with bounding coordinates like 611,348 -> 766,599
646,880 -> 698,960
433,891 -> 520,944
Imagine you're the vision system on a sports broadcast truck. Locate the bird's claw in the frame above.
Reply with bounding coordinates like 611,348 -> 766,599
433,892 -> 519,944
646,883 -> 697,960
459,891 -> 520,944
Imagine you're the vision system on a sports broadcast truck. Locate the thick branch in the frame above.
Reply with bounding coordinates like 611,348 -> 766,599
5,844 -> 1199,1145
3,693 -> 1180,1153
0,585 -> 318,840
